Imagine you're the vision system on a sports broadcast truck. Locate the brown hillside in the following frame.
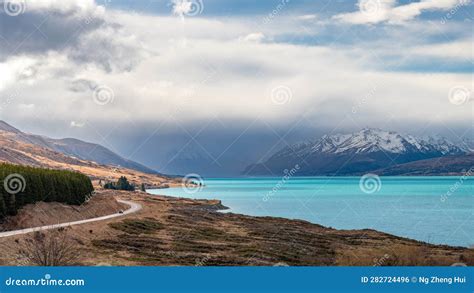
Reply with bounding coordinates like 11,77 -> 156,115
0,129 -> 179,187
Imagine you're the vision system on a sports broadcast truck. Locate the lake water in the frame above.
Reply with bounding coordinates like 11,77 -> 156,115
148,177 -> 474,247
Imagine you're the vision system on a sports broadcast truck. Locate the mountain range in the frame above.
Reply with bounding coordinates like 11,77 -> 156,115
0,121 -> 157,174
244,128 -> 473,176
2,121 -> 472,178
0,120 -> 176,186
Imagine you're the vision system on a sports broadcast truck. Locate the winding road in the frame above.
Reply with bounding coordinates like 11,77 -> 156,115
0,199 -> 142,238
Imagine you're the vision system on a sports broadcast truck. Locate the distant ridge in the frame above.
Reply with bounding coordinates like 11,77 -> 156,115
0,121 -> 21,134
375,153 -> 474,176
0,120 -> 159,175
245,128 -> 469,176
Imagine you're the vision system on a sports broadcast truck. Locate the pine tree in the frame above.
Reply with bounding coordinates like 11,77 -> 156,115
0,163 -> 95,220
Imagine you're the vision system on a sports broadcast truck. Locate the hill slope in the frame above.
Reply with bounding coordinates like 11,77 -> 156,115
0,121 -> 157,174
0,121 -> 177,187
375,153 -> 474,176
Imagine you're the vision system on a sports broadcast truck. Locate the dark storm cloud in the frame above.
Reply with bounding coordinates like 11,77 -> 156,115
0,2 -> 146,74
0,7 -> 105,60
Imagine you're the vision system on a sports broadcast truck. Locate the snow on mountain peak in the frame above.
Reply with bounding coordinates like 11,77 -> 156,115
278,128 -> 466,158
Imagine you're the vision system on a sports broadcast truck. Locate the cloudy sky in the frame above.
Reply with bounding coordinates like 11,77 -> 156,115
0,0 -> 472,175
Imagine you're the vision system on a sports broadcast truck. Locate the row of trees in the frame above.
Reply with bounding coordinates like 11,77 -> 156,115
103,176 -> 136,191
0,163 -> 94,219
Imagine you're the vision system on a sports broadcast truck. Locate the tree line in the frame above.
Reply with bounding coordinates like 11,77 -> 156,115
103,176 -> 136,191
0,163 -> 94,219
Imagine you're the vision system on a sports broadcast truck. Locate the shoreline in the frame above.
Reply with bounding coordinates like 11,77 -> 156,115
146,184 -> 473,249
163,193 -> 472,249
0,190 -> 472,266
179,175 -> 474,179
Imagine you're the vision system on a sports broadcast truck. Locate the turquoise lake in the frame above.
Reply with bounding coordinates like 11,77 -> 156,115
148,177 -> 473,247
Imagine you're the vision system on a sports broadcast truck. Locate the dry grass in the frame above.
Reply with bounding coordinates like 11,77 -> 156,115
458,251 -> 474,266
337,245 -> 474,266
108,218 -> 163,234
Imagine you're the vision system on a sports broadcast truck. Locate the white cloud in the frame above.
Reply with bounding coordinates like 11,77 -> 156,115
0,56 -> 37,91
334,0 -> 467,24
0,5 -> 470,133
18,103 -> 35,110
409,38 -> 473,61
240,32 -> 266,42
297,14 -> 318,20
26,0 -> 102,14
70,121 -> 85,128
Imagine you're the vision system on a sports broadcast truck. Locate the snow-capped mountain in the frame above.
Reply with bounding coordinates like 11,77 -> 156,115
460,137 -> 474,152
274,128 -> 466,158
245,128 -> 468,176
